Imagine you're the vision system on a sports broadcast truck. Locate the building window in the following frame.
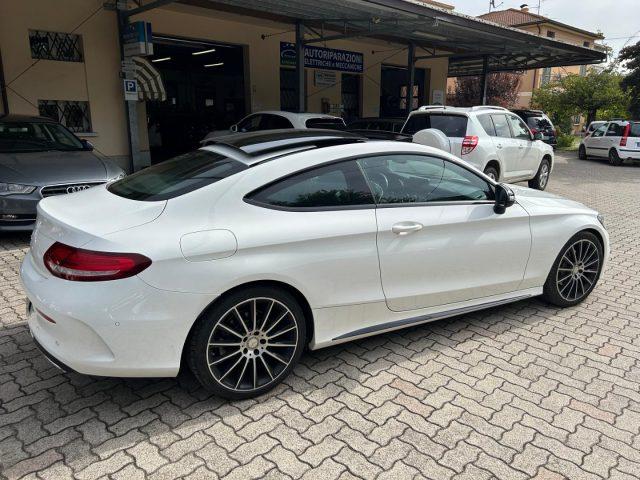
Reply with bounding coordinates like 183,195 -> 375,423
541,67 -> 552,86
38,100 -> 92,133
29,30 -> 84,62
546,31 -> 556,39
583,41 -> 590,48
573,115 -> 581,125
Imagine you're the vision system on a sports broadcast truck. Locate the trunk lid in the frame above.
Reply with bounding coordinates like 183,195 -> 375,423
30,186 -> 166,274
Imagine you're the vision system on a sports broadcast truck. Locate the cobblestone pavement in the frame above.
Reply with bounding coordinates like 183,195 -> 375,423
1,152 -> 640,480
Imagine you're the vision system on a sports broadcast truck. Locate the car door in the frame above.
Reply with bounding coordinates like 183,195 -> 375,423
603,122 -> 624,153
489,114 -> 519,180
507,114 -> 539,177
358,154 -> 531,312
585,124 -> 608,157
260,114 -> 294,130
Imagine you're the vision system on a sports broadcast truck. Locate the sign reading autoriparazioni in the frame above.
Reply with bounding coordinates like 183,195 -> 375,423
280,42 -> 363,73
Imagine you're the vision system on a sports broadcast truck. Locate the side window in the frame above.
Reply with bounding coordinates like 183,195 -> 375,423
491,114 -> 512,138
606,123 -> 623,136
237,115 -> 262,132
357,155 -> 493,204
247,161 -> 373,209
507,115 -> 532,140
261,114 -> 294,130
592,125 -> 607,138
477,115 -> 496,136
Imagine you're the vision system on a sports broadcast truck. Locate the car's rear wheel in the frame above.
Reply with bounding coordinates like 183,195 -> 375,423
542,231 -> 603,307
528,158 -> 551,190
188,287 -> 306,399
578,144 -> 587,160
609,149 -> 623,166
483,165 -> 499,181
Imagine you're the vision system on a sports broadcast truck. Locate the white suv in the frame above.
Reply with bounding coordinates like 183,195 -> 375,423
579,120 -> 640,166
403,106 -> 555,190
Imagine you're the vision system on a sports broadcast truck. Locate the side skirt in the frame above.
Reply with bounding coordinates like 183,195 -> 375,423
331,294 -> 532,341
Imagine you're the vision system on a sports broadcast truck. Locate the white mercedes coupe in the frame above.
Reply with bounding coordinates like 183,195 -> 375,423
21,130 -> 609,399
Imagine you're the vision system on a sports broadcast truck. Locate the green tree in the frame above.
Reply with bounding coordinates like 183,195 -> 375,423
531,70 -> 630,133
619,40 -> 640,119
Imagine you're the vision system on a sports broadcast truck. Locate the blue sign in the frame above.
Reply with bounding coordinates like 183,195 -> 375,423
123,21 -> 153,56
280,42 -> 363,73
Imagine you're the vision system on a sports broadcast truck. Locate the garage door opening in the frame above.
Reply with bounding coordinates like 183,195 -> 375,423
146,36 -> 247,163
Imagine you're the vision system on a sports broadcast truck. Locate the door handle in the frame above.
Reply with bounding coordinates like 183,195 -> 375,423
392,222 -> 423,236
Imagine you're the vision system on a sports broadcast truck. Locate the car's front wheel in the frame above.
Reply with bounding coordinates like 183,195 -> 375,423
528,158 -> 551,190
578,144 -> 587,160
188,287 -> 306,399
542,231 -> 603,307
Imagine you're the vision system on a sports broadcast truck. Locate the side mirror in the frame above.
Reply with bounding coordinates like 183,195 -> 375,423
80,139 -> 94,151
230,124 -> 238,133
533,131 -> 543,141
494,183 -> 515,214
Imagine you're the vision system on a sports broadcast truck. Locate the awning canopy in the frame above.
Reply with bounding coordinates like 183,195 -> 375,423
133,0 -> 606,76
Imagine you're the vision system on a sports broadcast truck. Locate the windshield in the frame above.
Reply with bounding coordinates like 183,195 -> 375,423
526,116 -> 553,130
305,118 -> 346,130
0,121 -> 84,153
108,149 -> 248,201
402,114 -> 468,137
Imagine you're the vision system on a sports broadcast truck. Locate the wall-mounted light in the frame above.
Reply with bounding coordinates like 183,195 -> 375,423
204,62 -> 224,67
151,57 -> 171,63
192,48 -> 216,55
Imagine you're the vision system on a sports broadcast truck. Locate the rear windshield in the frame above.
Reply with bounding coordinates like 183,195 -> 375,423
108,150 -> 247,201
305,118 -> 346,130
526,116 -> 553,130
402,114 -> 468,137
629,123 -> 640,138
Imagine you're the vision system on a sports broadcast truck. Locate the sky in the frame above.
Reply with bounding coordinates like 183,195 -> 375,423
449,0 -> 640,62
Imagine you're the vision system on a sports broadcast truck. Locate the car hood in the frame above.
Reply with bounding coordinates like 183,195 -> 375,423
509,184 -> 595,215
0,150 -> 108,185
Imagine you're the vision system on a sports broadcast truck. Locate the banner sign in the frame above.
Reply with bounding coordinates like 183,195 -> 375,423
280,42 -> 363,73
123,21 -> 153,57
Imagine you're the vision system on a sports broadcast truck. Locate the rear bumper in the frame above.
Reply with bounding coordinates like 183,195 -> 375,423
21,251 -> 215,377
618,148 -> 640,160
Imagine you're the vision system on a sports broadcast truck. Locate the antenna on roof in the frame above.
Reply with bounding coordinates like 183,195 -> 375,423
488,0 -> 503,12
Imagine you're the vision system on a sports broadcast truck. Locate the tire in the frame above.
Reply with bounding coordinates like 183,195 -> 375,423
483,165 -> 499,181
528,158 -> 551,190
609,149 -> 623,166
188,286 -> 307,399
578,144 -> 587,160
542,231 -> 604,308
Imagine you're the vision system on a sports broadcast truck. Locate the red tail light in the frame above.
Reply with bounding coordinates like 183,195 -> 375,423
620,123 -> 631,146
461,135 -> 479,155
44,242 -> 151,282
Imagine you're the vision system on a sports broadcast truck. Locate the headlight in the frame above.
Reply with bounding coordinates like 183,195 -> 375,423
0,182 -> 36,196
597,214 -> 605,228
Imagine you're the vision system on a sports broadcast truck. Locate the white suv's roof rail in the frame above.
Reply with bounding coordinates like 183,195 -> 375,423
470,106 -> 509,112
417,105 -> 448,111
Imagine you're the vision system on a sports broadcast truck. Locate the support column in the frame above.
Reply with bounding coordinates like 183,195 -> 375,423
117,9 -> 142,172
479,55 -> 489,105
406,42 -> 415,113
295,21 -> 305,113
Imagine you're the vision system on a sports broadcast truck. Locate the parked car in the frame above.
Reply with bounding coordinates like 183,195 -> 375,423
0,114 -> 125,231
583,120 -> 607,137
347,117 -> 405,133
404,106 -> 554,190
22,129 -> 608,399
511,109 -> 557,148
201,111 -> 346,144
578,120 -> 640,165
